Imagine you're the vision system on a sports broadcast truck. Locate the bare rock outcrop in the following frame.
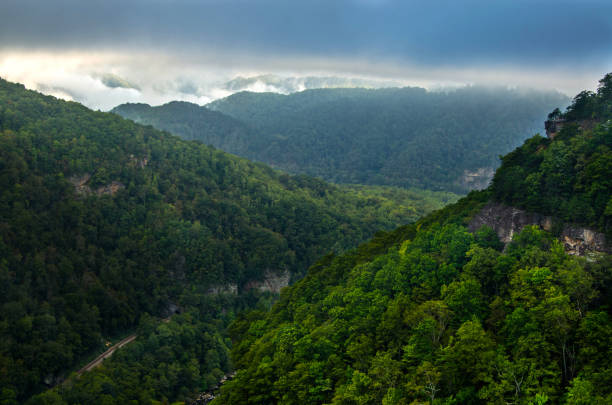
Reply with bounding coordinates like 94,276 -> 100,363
243,270 -> 290,293
69,174 -> 92,194
129,154 -> 149,168
457,167 -> 495,191
469,202 -> 609,256
562,226 -> 609,256
69,174 -> 125,196
95,181 -> 125,196
205,271 -> 289,296
189,372 -> 236,405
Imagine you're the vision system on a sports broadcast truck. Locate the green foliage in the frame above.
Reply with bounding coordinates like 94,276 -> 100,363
564,74 -> 612,121
27,293 -> 258,405
218,220 -> 611,404
3,74 -> 610,405
338,184 -> 460,225
493,72 -> 612,235
111,101 -> 257,157
216,76 -> 612,405
115,86 -> 567,193
0,78 -> 437,402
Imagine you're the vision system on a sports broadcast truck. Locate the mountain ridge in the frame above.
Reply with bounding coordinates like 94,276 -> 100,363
0,77 -> 452,403
212,74 -> 612,405
114,86 -> 568,193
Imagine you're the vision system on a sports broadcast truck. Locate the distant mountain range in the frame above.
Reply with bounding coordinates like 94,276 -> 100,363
114,86 -> 569,193
222,74 -> 406,94
7,72 -> 611,404
0,78 -> 450,403
211,73 -> 612,405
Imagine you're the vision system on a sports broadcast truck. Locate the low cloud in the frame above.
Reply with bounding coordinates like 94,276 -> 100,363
98,73 -> 140,91
0,1 -> 609,109
223,75 -> 406,94
0,49 -> 603,111
1,1 -> 610,68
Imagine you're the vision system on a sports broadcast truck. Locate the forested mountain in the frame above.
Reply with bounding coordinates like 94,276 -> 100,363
110,101 -> 258,157
0,78 -> 451,403
115,86 -> 568,193
214,75 -> 612,404
492,74 -> 612,235
221,74 -> 404,94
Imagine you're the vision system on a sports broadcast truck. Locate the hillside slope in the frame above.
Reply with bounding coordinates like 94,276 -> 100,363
115,86 -> 568,193
214,75 -> 612,404
111,101 -> 259,157
0,78 -> 438,402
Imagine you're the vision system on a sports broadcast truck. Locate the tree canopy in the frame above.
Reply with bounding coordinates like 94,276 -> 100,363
115,86 -> 568,193
0,78 -> 451,403
214,74 -> 612,405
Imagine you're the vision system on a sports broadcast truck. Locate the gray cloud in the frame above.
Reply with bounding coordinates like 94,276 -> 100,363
98,73 -> 140,91
0,1 -> 610,109
223,75 -> 405,93
1,0 -> 610,69
0,49 -> 604,111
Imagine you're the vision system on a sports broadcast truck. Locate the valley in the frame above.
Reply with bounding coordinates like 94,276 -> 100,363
2,73 -> 610,404
2,2 -> 610,404
114,86 -> 568,194
212,74 -> 612,404
0,78 -> 447,403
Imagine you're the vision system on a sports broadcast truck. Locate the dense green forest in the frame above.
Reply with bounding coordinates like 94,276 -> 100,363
0,78 -> 453,404
214,76 -> 612,404
27,293 -> 264,405
114,86 -> 567,193
111,101 -> 258,157
492,73 -> 612,236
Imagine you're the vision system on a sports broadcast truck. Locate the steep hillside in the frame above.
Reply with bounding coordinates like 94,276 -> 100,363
111,101 -> 259,157
0,78 -> 438,403
213,75 -> 612,404
116,86 -> 569,193
491,74 -> 612,235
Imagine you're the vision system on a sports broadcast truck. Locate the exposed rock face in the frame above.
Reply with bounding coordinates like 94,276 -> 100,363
189,372 -> 236,405
469,202 -> 610,256
69,174 -> 125,196
69,174 -> 92,194
562,226 -> 609,256
545,118 -> 566,139
469,203 -> 553,244
243,270 -> 290,293
545,118 -> 599,139
457,167 -> 495,191
95,181 -> 125,196
205,271 -> 289,296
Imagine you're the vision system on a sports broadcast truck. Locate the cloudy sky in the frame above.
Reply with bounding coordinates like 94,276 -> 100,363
1,0 -> 611,110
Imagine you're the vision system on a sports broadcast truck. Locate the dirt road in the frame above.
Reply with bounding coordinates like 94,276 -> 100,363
76,334 -> 138,374
55,313 -> 176,386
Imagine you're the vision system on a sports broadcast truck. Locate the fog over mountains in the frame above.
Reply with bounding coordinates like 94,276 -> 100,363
114,85 -> 568,193
2,0 -> 609,109
2,1 -> 611,403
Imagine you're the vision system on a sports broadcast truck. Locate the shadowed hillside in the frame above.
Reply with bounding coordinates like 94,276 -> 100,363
115,86 -> 568,193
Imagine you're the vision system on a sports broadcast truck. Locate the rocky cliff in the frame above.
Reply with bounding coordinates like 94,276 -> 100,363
469,202 -> 610,256
69,173 -> 125,196
243,270 -> 290,293
206,270 -> 290,296
456,167 -> 495,191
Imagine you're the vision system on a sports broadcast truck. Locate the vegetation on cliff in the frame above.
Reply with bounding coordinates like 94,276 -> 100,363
114,86 -> 567,193
215,75 -> 612,404
492,73 -> 612,236
0,78 -> 445,403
